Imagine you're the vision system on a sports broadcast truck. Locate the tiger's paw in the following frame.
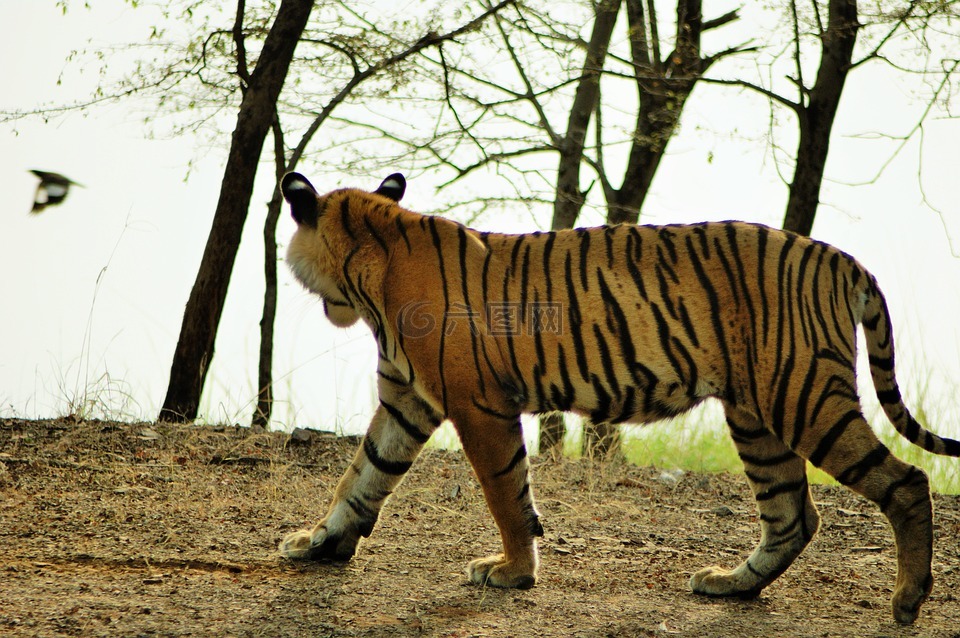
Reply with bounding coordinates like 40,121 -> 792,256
467,554 -> 537,589
689,565 -> 762,599
278,526 -> 358,562
891,577 -> 932,624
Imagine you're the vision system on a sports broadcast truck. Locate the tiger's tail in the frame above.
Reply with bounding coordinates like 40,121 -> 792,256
860,275 -> 960,457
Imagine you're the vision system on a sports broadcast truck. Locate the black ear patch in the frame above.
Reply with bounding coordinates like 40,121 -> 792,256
374,173 -> 406,202
281,172 -> 320,227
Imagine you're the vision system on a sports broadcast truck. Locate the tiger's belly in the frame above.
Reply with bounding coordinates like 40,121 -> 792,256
523,356 -> 721,425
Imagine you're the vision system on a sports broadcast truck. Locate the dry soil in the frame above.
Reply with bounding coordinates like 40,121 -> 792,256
2,418 -> 959,637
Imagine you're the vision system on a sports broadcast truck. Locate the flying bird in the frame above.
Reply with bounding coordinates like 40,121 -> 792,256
29,169 -> 83,213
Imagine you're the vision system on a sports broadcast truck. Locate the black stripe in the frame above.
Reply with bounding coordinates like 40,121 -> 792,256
363,436 -> 412,476
657,244 -> 679,284
755,478 -> 806,501
625,228 -> 649,301
655,262 -> 678,320
744,469 -> 773,485
660,226 -> 679,262
427,217 -> 450,413
713,235 -> 741,309
376,368 -> 409,386
457,226 -> 486,396
771,238 -> 796,400
519,243 -> 532,317
724,224 -> 757,349
837,445 -> 891,486
788,358 -> 819,450
879,467 -> 927,511
471,398 -> 517,421
531,289 -> 547,410
807,245 -> 831,350
905,415 -> 921,442
564,251 -> 589,382
501,249 -> 527,401
876,387 -> 901,405
794,243 -> 816,349
589,373 -> 613,423
592,323 -> 621,401
340,197 -> 356,240
726,416 -> 766,442
395,216 -> 411,252
509,234 -> 524,274
771,268 -> 797,440
542,231 -> 556,302
650,302 -> 686,384
363,217 -> 388,253
868,355 -> 894,371
346,495 -> 377,520
494,445 -> 528,478
671,335 -> 698,399
676,298 -> 701,349
552,343 -> 575,411
685,235 -> 732,398
381,400 -> 431,444
480,240 -> 493,309
756,225 -> 770,348
604,226 -> 616,269
739,450 -> 797,467
578,229 -> 591,292
861,313 -> 881,331
808,409 -> 862,467
610,385 -> 637,424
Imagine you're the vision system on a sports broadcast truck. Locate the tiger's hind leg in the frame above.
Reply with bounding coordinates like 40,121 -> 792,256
795,404 -> 933,624
691,406 -> 820,598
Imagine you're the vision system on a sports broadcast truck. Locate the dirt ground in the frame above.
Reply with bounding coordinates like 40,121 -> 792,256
2,418 -> 959,637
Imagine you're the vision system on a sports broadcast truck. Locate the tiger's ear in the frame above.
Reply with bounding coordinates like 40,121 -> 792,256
374,173 -> 405,202
281,172 -> 320,227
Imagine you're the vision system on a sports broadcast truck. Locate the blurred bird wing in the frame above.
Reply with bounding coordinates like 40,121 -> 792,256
44,183 -> 69,198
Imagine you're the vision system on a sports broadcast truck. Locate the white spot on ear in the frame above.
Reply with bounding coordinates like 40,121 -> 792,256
285,179 -> 310,191
381,178 -> 402,192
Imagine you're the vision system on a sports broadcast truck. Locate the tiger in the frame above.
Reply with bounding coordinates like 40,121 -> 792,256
277,171 -> 960,624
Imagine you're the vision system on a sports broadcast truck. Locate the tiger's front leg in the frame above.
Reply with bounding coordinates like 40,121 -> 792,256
279,381 -> 440,561
452,404 -> 543,589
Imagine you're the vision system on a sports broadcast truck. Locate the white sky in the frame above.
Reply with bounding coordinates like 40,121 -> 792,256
1,2 -> 958,438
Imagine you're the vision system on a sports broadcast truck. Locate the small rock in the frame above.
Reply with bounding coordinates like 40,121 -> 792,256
290,427 -> 313,443
657,469 -> 684,486
711,505 -> 735,516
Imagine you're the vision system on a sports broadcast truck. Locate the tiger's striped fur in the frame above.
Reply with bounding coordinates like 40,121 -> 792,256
278,172 -> 960,624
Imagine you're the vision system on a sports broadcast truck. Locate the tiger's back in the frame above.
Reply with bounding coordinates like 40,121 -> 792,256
389,219 -> 863,430
279,172 -> 960,624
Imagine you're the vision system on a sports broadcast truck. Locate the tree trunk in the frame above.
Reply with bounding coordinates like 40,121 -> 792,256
542,0 -> 725,453
251,119 -> 286,429
783,0 -> 859,235
550,0 -> 623,232
159,0 -> 314,423
540,0 -> 622,453
608,0 -> 705,225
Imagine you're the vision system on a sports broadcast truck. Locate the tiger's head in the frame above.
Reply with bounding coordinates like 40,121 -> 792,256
282,172 -> 406,328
